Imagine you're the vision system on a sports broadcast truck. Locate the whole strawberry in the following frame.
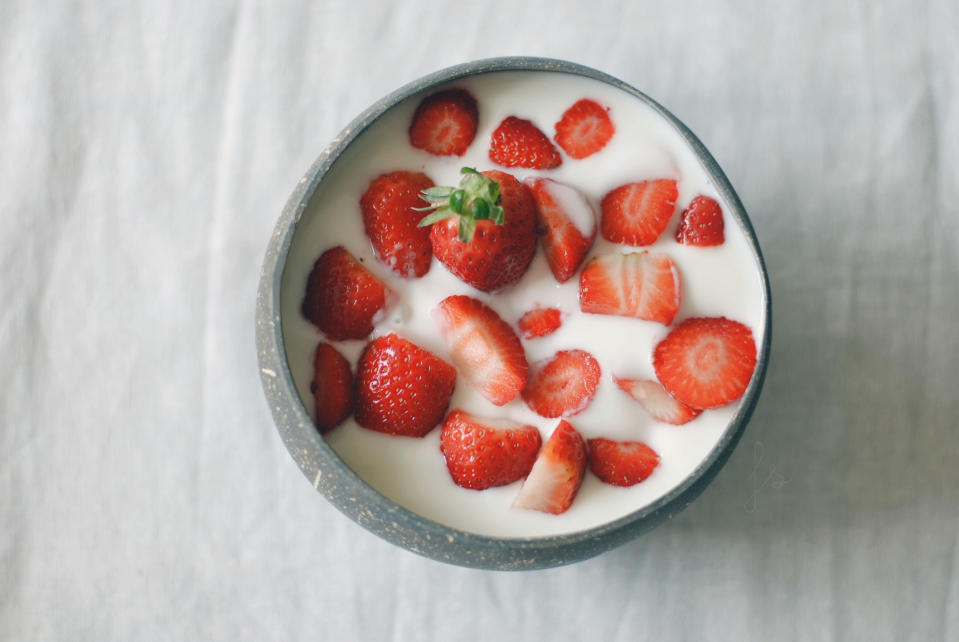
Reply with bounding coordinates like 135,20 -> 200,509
355,333 -> 456,437
360,171 -> 435,278
419,167 -> 537,292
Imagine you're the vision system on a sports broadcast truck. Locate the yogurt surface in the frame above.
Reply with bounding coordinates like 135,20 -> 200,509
280,70 -> 766,537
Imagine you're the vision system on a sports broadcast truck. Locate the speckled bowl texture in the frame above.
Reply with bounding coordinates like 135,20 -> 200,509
256,57 -> 772,571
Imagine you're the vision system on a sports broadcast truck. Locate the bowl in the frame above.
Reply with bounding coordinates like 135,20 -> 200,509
256,57 -> 771,570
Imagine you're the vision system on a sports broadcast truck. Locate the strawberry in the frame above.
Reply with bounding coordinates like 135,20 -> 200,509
421,168 -> 537,292
600,179 -> 679,246
653,317 -> 758,409
522,349 -> 600,418
301,246 -> 394,340
440,410 -> 542,490
517,307 -> 562,340
355,333 -> 456,437
587,438 -> 660,487
408,88 -> 479,156
310,342 -> 354,433
432,295 -> 528,406
614,377 -> 701,425
554,98 -> 615,159
579,251 -> 681,325
525,177 -> 596,283
360,171 -> 435,278
512,420 -> 587,514
489,116 -> 562,169
675,195 -> 724,246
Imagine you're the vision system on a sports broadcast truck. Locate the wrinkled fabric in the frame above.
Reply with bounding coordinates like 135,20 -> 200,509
2,1 -> 957,640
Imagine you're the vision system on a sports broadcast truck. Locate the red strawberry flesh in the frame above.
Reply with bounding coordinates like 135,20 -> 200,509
588,438 -> 660,487
600,179 -> 678,246
653,317 -> 757,409
525,177 -> 596,283
512,420 -> 587,514
554,98 -> 615,159
301,246 -> 393,341
522,349 -> 601,418
408,89 -> 479,157
433,295 -> 528,406
440,410 -> 542,490
355,333 -> 456,437
517,307 -> 563,340
614,377 -> 702,425
579,251 -> 681,325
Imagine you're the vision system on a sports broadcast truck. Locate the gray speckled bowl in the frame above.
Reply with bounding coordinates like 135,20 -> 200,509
256,57 -> 771,570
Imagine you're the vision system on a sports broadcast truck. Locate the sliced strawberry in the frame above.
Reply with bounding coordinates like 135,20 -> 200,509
440,410 -> 542,490
675,195 -> 725,246
653,317 -> 757,409
600,179 -> 679,246
517,307 -> 562,340
522,350 -> 600,418
489,116 -> 562,169
554,98 -> 615,159
432,295 -> 528,406
310,342 -> 354,433
360,171 -> 435,278
614,377 -> 702,425
587,438 -> 660,487
427,169 -> 538,292
579,251 -> 681,325
525,177 -> 596,283
512,420 -> 587,514
408,88 -> 479,156
301,246 -> 394,341
355,333 -> 456,437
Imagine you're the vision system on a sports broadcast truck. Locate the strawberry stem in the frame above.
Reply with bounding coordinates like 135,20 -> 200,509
416,167 -> 505,243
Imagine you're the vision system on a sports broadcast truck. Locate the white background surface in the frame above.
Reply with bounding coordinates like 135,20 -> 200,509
2,1 -> 957,640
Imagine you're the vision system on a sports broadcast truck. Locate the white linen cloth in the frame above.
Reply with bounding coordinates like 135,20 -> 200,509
2,1 -> 957,639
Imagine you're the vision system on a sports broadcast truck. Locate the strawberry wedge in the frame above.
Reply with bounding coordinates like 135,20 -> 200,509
512,420 -> 587,514
579,251 -> 681,325
525,177 -> 597,283
440,411 -> 542,490
433,295 -> 529,406
614,377 -> 702,425
588,438 -> 660,487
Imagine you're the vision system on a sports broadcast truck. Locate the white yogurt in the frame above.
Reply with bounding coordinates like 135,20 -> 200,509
280,71 -> 766,538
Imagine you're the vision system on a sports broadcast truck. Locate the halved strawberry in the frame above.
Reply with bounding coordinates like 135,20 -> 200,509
579,251 -> 681,325
675,195 -> 725,246
554,98 -> 615,159
360,171 -> 435,278
489,116 -> 562,169
355,333 -> 456,437
301,246 -> 394,340
440,410 -> 542,490
587,438 -> 660,487
653,317 -> 757,409
517,307 -> 562,340
525,177 -> 596,283
425,168 -> 538,292
408,88 -> 479,156
614,377 -> 701,425
512,420 -> 587,514
432,295 -> 528,406
310,342 -> 354,433
600,179 -> 678,246
522,350 -> 600,418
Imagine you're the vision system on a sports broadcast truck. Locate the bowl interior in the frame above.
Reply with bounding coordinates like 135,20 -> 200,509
257,58 -> 771,568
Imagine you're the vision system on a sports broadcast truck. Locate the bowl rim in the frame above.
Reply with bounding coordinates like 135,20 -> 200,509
256,56 -> 772,570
